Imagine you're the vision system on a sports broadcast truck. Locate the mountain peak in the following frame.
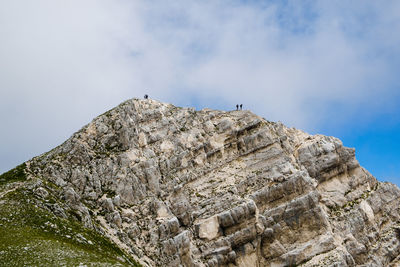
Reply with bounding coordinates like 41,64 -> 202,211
2,98 -> 400,266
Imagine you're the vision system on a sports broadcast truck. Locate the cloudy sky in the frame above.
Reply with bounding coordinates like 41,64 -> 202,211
1,0 -> 400,185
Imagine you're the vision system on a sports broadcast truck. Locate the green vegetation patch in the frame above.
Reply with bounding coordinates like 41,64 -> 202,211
103,188 -> 117,198
0,188 -> 141,267
0,163 -> 26,185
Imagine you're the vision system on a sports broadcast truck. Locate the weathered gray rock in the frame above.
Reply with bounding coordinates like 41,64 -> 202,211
34,187 -> 49,198
24,98 -> 400,266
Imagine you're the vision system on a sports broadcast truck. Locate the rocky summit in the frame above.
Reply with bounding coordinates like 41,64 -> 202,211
1,98 -> 400,266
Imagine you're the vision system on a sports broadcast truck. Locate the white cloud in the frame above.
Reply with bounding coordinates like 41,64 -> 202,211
1,0 -> 400,172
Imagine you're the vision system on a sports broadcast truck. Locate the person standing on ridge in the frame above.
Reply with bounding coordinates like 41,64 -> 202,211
236,104 -> 239,110
144,94 -> 148,99
240,104 -> 243,110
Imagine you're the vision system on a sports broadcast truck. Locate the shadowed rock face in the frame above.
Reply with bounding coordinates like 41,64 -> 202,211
22,99 -> 400,266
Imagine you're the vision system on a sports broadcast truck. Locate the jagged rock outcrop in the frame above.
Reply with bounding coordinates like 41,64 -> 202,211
6,99 -> 400,266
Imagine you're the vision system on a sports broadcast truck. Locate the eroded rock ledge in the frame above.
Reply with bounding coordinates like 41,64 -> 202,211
23,99 -> 400,266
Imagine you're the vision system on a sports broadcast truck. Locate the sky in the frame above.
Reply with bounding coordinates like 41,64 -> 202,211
0,0 -> 399,185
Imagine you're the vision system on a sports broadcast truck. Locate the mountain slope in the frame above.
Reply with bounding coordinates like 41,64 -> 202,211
1,98 -> 400,266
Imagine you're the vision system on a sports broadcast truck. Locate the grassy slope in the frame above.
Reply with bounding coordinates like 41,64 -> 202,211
0,163 -> 27,186
0,166 -> 141,267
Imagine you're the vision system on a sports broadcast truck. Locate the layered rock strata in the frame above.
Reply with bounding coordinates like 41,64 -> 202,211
20,99 -> 400,266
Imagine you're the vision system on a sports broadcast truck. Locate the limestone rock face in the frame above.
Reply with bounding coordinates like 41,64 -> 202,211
24,99 -> 400,266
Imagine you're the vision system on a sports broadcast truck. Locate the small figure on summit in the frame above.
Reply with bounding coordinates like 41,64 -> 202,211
236,104 -> 239,111
144,94 -> 149,99
240,104 -> 243,110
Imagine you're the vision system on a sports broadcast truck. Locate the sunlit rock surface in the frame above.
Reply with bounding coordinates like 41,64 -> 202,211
3,99 -> 400,266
